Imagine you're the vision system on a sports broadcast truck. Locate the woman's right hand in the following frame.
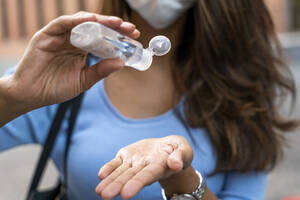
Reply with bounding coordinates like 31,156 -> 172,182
1,11 -> 140,113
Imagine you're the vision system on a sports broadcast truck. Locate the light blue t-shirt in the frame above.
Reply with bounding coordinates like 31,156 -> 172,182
0,56 -> 266,200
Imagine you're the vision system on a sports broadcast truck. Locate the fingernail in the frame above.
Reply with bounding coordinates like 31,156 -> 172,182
95,186 -> 101,195
133,29 -> 141,36
116,59 -> 125,68
98,172 -> 102,179
98,167 -> 106,179
120,22 -> 135,29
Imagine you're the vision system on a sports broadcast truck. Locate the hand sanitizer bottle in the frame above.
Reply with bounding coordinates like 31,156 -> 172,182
70,22 -> 171,71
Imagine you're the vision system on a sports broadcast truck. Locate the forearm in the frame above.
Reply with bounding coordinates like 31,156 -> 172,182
159,166 -> 218,200
0,77 -> 28,127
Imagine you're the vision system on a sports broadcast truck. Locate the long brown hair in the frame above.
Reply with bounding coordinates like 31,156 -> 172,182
102,0 -> 297,173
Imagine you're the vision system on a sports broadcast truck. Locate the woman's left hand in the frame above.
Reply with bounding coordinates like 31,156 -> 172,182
95,135 -> 194,199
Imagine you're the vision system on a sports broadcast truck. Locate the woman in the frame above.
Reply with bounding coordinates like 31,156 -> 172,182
0,0 -> 296,199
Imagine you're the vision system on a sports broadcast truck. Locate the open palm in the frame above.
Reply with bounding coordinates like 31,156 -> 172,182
95,135 -> 193,200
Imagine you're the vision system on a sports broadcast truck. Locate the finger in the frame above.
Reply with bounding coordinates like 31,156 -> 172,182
78,12 -> 139,38
121,164 -> 166,199
123,28 -> 141,39
167,149 -> 184,172
106,21 -> 140,39
42,12 -> 97,35
95,162 -> 131,195
98,157 -> 122,180
43,11 -> 140,41
81,58 -> 124,91
95,15 -> 123,29
100,165 -> 144,199
89,13 -> 140,39
43,12 -> 123,35
83,15 -> 141,39
130,29 -> 141,39
117,22 -> 136,35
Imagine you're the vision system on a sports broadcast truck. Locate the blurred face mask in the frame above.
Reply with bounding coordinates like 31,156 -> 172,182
125,0 -> 197,29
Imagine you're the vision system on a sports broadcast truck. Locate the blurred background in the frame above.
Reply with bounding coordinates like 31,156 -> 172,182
0,0 -> 299,199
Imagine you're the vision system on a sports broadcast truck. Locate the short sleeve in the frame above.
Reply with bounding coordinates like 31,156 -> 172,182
218,171 -> 267,200
0,105 -> 57,152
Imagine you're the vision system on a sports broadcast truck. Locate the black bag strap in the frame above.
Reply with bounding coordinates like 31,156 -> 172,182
63,93 -> 84,189
26,94 -> 84,200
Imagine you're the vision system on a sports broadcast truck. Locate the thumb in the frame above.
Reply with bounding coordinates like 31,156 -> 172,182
82,58 -> 124,90
167,149 -> 184,172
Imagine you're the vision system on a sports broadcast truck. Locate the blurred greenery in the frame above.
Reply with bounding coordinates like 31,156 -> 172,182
294,0 -> 300,30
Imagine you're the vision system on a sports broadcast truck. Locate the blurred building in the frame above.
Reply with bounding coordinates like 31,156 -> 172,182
0,0 -> 100,57
0,0 -> 299,57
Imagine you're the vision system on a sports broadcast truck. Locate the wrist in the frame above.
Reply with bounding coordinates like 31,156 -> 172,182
159,166 -> 200,198
0,76 -> 14,106
0,76 -> 31,126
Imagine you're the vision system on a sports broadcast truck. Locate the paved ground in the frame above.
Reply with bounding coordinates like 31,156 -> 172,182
0,58 -> 299,200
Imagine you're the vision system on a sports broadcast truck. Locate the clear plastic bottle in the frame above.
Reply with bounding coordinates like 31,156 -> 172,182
70,22 -> 171,71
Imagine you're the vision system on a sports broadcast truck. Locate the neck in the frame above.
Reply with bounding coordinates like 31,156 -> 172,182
104,60 -> 176,118
104,10 -> 185,118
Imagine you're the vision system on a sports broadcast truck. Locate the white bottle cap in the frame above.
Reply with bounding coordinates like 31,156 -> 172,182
149,36 -> 171,56
129,35 -> 171,71
129,49 -> 153,71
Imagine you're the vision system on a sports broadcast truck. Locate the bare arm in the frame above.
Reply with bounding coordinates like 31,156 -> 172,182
0,12 -> 140,127
0,77 -> 21,126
